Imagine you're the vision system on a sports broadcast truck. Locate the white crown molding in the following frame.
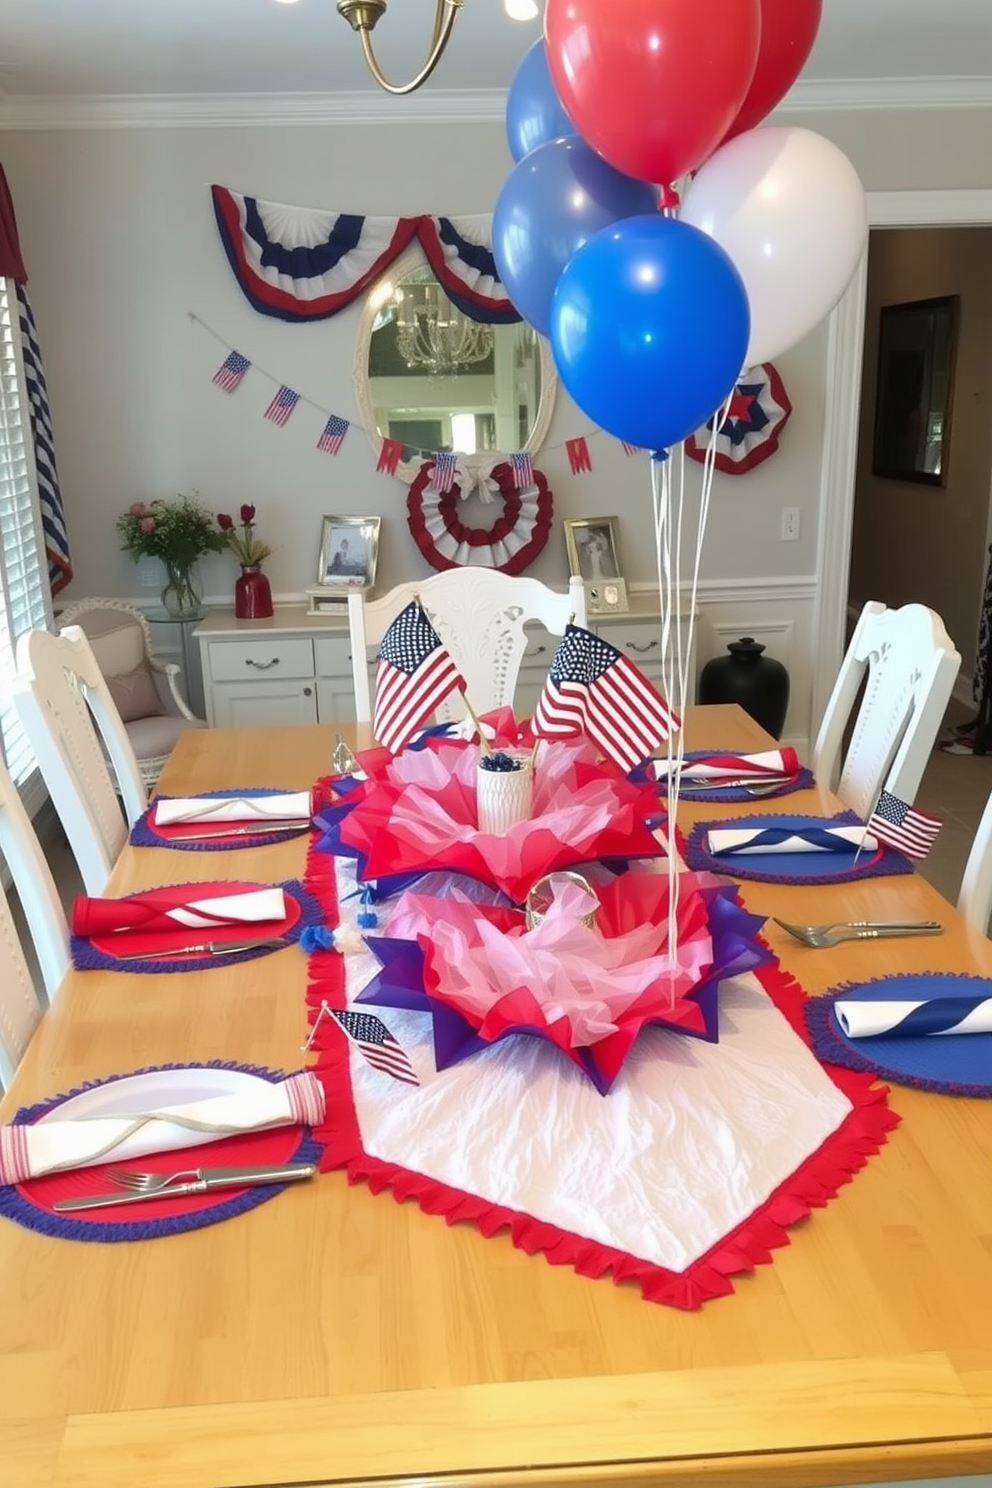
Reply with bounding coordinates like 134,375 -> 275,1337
2,75 -> 991,130
784,74 -> 992,112
0,88 -> 509,130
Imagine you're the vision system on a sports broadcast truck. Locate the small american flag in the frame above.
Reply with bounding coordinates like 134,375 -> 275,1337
317,413 -> 349,455
212,350 -> 250,393
374,600 -> 466,753
264,384 -> 300,426
533,623 -> 680,772
329,1008 -> 419,1087
509,451 -> 533,488
431,450 -> 457,493
620,441 -> 640,456
867,789 -> 941,860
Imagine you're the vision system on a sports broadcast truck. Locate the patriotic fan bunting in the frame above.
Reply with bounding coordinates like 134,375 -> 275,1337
407,460 -> 553,575
686,363 -> 792,475
212,186 -> 519,325
533,624 -> 680,772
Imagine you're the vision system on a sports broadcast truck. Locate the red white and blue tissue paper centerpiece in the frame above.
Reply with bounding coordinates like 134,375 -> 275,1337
357,868 -> 772,1094
333,719 -> 664,903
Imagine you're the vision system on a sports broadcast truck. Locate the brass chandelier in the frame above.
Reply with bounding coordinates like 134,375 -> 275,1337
337,0 -> 465,96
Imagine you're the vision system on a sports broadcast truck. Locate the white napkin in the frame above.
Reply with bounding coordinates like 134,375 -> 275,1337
706,826 -> 877,856
155,791 -> 313,826
834,998 -> 992,1039
654,748 -> 795,782
0,1071 -> 324,1185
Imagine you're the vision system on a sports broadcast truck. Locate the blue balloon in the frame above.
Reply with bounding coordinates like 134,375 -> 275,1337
493,137 -> 658,337
549,216 -> 751,454
505,40 -> 575,163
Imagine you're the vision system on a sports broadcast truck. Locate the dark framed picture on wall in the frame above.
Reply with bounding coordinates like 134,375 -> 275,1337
871,294 -> 959,486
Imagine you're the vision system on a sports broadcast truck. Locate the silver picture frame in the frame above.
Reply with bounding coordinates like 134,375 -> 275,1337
316,515 -> 381,590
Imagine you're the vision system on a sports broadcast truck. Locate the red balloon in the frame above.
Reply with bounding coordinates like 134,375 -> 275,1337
724,0 -> 822,140
544,0 -> 761,186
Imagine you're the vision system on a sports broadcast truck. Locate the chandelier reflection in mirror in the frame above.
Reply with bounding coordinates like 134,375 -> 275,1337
393,274 -> 494,379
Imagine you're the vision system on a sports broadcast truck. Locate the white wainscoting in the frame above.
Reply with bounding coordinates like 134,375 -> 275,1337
673,575 -> 817,761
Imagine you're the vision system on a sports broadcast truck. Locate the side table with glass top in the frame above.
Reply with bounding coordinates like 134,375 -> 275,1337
145,607 -> 206,718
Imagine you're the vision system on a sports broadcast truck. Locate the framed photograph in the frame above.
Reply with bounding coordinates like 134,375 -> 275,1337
316,515 -> 381,589
563,517 -> 623,584
872,295 -> 959,486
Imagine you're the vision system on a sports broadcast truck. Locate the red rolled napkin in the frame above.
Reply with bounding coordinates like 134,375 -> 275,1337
72,885 -> 287,938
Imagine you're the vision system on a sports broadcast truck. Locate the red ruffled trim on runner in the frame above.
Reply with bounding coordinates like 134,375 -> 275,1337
303,823 -> 899,1308
407,461 -> 553,575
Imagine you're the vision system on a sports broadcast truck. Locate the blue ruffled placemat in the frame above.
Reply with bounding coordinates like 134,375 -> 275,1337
0,1061 -> 323,1242
804,974 -> 992,1097
643,752 -> 815,803
131,787 -> 313,851
684,810 -> 914,885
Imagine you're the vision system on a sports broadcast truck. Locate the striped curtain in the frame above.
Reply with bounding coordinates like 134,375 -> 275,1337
0,163 -> 71,595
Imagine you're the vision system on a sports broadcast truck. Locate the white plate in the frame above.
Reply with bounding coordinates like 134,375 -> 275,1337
39,1066 -> 270,1124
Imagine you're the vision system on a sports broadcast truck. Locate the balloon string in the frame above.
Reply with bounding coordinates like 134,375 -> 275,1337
652,456 -> 679,1008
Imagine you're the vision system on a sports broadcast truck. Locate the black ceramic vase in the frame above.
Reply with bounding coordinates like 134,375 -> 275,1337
699,637 -> 790,739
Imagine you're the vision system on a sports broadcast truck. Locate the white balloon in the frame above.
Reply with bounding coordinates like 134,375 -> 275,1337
681,126 -> 867,367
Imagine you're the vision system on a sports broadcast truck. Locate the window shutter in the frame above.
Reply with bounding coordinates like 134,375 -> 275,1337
0,276 -> 51,785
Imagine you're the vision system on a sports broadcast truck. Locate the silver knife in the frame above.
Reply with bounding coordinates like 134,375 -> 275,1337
53,1162 -> 316,1212
164,820 -> 310,840
110,936 -> 289,961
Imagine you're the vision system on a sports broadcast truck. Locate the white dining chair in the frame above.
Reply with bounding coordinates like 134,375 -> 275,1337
811,600 -> 961,819
13,625 -> 148,895
0,753 -> 70,1089
348,568 -> 587,727
57,597 -> 206,790
958,787 -> 992,935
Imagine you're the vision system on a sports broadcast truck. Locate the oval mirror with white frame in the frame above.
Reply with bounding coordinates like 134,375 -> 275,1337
353,243 -> 557,485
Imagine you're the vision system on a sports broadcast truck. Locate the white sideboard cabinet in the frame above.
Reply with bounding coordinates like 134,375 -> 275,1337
195,596 -> 696,731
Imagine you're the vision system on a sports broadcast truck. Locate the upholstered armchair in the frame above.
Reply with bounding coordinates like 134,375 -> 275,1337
56,597 -> 206,789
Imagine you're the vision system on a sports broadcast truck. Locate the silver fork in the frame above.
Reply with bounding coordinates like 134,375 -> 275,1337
773,918 -> 943,948
106,1166 -> 200,1193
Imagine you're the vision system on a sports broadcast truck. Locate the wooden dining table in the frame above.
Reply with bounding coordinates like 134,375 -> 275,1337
1,705 -> 990,1488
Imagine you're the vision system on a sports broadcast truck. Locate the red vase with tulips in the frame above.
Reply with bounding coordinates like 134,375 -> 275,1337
218,504 -> 274,620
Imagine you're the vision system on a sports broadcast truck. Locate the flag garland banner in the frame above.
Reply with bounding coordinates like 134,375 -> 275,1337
533,624 -> 680,772
264,385 -> 300,426
866,790 -> 941,860
566,436 -> 592,474
373,601 -> 467,753
16,286 -> 72,593
431,450 -> 457,494
212,349 -> 251,393
329,1008 -> 419,1087
377,437 -> 405,476
317,413 -> 349,455
509,451 -> 533,489
685,363 -> 792,475
211,186 -> 519,325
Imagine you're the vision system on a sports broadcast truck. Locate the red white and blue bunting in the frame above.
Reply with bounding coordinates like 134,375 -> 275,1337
406,458 -> 553,575
211,186 -> 519,325
685,363 -> 792,475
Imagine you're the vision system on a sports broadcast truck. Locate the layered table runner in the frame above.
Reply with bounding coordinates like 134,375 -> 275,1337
302,824 -> 897,1310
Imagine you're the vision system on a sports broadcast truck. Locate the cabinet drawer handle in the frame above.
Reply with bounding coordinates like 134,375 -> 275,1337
245,657 -> 280,670
625,640 -> 658,654
524,644 -> 547,659
303,686 -> 313,697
